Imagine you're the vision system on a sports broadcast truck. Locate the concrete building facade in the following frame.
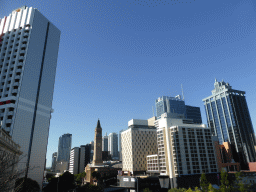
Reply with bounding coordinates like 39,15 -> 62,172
69,147 -> 80,175
154,116 -> 218,188
121,117 -> 158,174
0,6 -> 60,189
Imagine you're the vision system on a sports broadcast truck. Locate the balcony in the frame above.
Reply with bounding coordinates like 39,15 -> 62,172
21,44 -> 26,48
17,62 -> 23,66
13,82 -> 19,87
6,119 -> 12,124
23,32 -> 29,37
22,38 -> 28,42
16,69 -> 22,73
19,50 -> 25,54
19,56 -> 24,60
12,89 -> 18,93
7,111 -> 14,116
14,76 -> 21,80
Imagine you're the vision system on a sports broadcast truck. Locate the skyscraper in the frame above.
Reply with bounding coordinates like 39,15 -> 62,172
69,147 -> 80,175
102,132 -> 108,152
156,95 -> 202,124
203,79 -> 256,169
80,144 -> 91,172
0,6 -> 60,188
51,152 -> 57,172
57,133 -> 72,162
108,132 -> 118,159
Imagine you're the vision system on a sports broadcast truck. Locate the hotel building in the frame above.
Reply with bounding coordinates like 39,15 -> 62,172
0,6 -> 60,188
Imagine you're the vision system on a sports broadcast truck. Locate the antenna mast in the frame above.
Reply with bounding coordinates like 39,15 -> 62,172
181,84 -> 185,101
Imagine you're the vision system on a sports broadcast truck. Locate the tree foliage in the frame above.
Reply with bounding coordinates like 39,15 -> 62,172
15,177 -> 40,192
0,148 -> 26,192
43,171 -> 76,192
235,171 -> 251,192
143,188 -> 152,192
74,172 -> 86,185
200,172 -> 209,192
76,183 -> 102,192
220,169 -> 233,192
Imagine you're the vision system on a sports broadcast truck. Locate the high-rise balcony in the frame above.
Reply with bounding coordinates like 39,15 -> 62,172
13,82 -> 19,86
20,50 -> 25,54
12,89 -> 18,94
7,111 -> 14,116
17,62 -> 23,66
14,76 -> 21,80
22,38 -> 28,42
16,69 -> 22,73
19,56 -> 24,60
21,44 -> 26,48
23,32 -> 29,38
6,119 -> 12,124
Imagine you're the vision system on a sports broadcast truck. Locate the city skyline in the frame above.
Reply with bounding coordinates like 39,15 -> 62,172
1,0 -> 256,168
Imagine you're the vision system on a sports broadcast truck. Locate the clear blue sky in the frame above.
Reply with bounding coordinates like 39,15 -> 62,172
1,0 -> 256,168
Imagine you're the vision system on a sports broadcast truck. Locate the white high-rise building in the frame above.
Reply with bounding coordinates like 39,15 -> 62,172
0,6 -> 60,189
69,147 -> 80,175
108,132 -> 118,159
154,114 -> 218,188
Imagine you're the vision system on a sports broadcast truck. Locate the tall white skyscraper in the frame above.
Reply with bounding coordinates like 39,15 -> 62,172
0,6 -> 60,189
108,132 -> 118,159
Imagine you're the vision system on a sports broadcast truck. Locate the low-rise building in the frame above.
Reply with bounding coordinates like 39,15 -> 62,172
55,161 -> 68,174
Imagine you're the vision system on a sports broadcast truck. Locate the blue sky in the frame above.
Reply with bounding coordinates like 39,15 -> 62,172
1,0 -> 256,168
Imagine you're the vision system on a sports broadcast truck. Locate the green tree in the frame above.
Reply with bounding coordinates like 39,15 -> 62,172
220,169 -> 232,192
194,186 -> 201,192
15,177 -> 40,192
200,172 -> 209,192
208,183 -> 218,192
168,188 -> 187,192
143,188 -> 152,192
235,172 -> 251,192
186,188 -> 193,192
74,172 -> 86,185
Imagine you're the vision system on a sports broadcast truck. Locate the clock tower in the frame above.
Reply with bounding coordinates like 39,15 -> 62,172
92,119 -> 103,165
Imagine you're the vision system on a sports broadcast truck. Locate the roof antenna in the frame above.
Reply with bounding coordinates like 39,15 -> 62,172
152,106 -> 155,117
181,84 -> 185,101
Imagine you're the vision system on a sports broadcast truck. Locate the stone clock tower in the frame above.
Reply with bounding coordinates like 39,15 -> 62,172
92,119 -> 103,165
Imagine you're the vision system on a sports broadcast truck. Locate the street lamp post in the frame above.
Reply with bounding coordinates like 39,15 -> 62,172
57,177 -> 59,192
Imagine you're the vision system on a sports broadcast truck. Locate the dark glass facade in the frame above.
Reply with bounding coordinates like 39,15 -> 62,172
156,96 -> 202,124
203,80 -> 256,169
185,105 -> 202,124
57,133 -> 72,162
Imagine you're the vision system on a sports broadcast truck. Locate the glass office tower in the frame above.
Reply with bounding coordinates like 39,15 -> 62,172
156,95 -> 202,124
57,133 -> 72,162
203,79 -> 256,169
